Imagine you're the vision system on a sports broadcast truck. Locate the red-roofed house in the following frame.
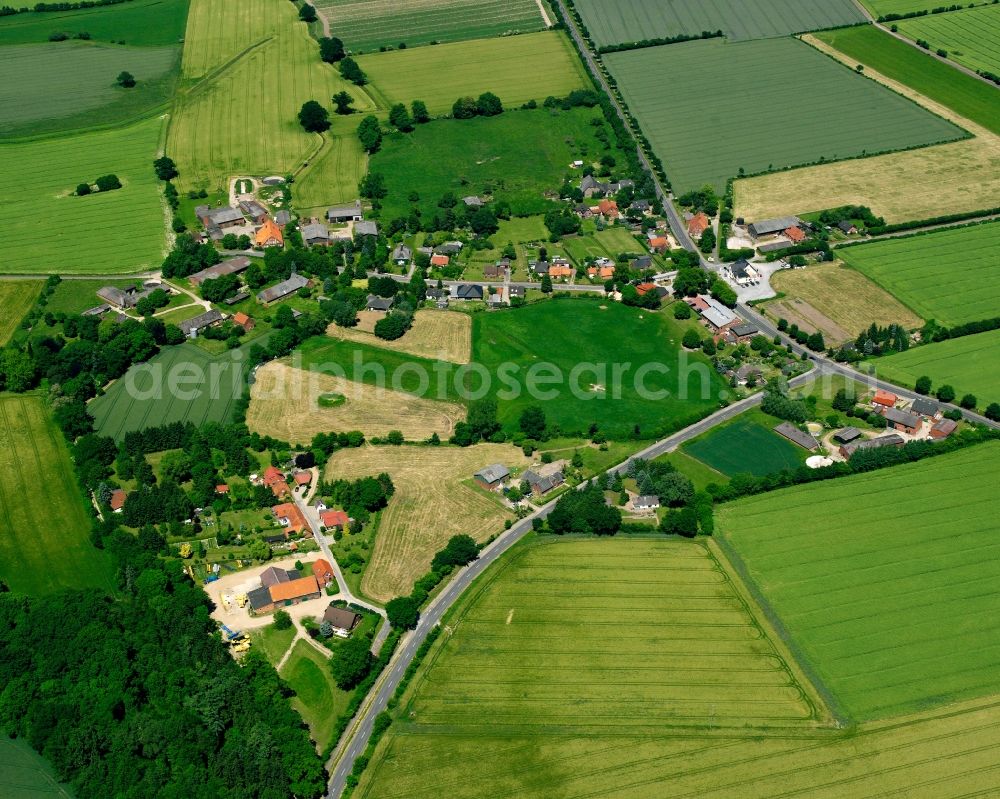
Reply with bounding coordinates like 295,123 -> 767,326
636,282 -> 657,296
431,254 -> 450,267
647,235 -> 669,253
109,488 -> 127,513
232,312 -> 255,332
549,263 -> 573,279
215,484 -> 230,495
321,510 -> 350,531
311,558 -> 335,586
293,471 -> 312,488
687,212 -> 709,238
254,218 -> 284,249
597,199 -> 619,218
272,502 -> 310,536
685,296 -> 710,312
785,226 -> 806,243
263,466 -> 290,498
587,264 -> 616,279
872,390 -> 898,409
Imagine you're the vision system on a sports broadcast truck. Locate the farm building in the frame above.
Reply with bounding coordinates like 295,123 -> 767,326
257,274 -> 310,304
634,495 -> 660,511
109,488 -> 127,512
872,389 -> 898,409
320,510 -> 350,530
225,291 -> 250,305
197,205 -> 245,229
327,201 -> 363,222
231,312 -> 254,332
323,606 -> 362,636
254,218 -> 284,249
311,559 -> 335,587
630,199 -> 651,213
840,433 -> 905,459
773,422 -> 820,451
275,210 -> 291,227
392,244 -> 412,265
248,576 -> 321,616
178,309 -> 224,338
931,418 -> 958,439
693,294 -> 739,334
188,256 -> 251,286
833,427 -> 862,444
462,196 -> 484,208
239,199 -> 269,224
301,222 -> 331,247
837,220 -> 857,234
260,566 -> 296,588
474,463 -> 510,490
96,283 -> 160,310
748,216 -> 803,240
882,407 -> 922,434
522,469 -> 564,496
757,241 -> 792,254
366,295 -> 394,312
355,220 -> 378,237
435,241 -> 463,255
911,397 -> 941,419
729,322 -> 760,342
728,259 -> 760,286
785,226 -> 807,243
272,502 -> 309,536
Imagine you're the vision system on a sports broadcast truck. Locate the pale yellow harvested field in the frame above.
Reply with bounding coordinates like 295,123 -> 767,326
326,309 -> 472,364
325,443 -> 532,601
734,35 -> 1000,223
246,361 -> 465,445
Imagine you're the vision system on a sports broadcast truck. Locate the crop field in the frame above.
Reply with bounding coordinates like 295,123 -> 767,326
683,414 -> 807,477
247,361 -> 466,444
89,340 -> 259,440
327,309 -> 472,363
862,0 -> 978,15
572,0 -> 864,48
718,442 -> 1000,720
280,640 -> 348,751
357,31 -> 589,115
0,116 -> 166,274
313,0 -> 545,53
896,5 -> 1000,76
0,282 -> 41,345
0,737 -> 75,799
606,37 -> 963,193
473,300 -> 727,439
768,261 -> 923,343
178,0 -> 285,79
360,694 -> 1000,798
873,329 -> 1000,404
0,395 -> 114,596
325,443 -> 531,601
293,117 -> 367,214
838,222 -> 1000,326
0,0 -> 188,47
0,42 -> 178,136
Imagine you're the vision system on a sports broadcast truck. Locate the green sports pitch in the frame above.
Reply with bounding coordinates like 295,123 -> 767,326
604,36 -> 965,193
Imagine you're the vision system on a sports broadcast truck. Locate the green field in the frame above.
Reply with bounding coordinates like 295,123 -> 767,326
0,0 -> 189,46
719,441 -> 1000,720
0,116 -> 166,274
89,340 -> 260,440
357,31 -> 589,115
562,225 -> 644,265
815,25 -> 1000,136
605,37 -> 964,192
0,737 -> 75,799
656,449 -> 729,491
43,279 -> 139,314
839,222 -> 1000,327
0,41 -> 178,136
573,0 -> 864,47
280,640 -> 350,751
0,395 -> 115,596
473,300 -> 727,438
683,412 -> 807,477
897,5 -> 1000,76
293,117 -> 367,214
873,329 -> 1000,405
0,282 -> 41,345
862,0 -> 992,18
370,105 -> 626,220
314,0 -> 545,53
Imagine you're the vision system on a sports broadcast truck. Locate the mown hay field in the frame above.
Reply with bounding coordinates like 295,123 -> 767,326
896,5 -> 1000,78
683,413 -> 807,477
605,36 -> 963,193
0,395 -> 115,596
573,0 -> 863,48
838,222 -> 1000,327
327,309 -> 472,363
0,282 -> 41,345
314,0 -> 545,53
0,116 -> 166,274
247,361 -> 465,444
718,441 -> 1000,720
357,31 -> 589,115
734,32 -> 1000,222
873,329 -> 1000,405
325,443 -> 530,601
0,0 -> 189,47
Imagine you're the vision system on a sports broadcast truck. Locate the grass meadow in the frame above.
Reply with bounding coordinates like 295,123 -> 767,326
0,395 -> 115,596
838,222 -> 1000,327
44,280 -> 139,314
0,116 -> 166,274
897,5 -> 1000,80
0,0 -> 189,46
280,640 -> 349,751
371,105 -> 624,220
0,282 -> 41,345
0,42 -> 178,136
573,0 -> 864,47
683,412 -> 808,477
605,37 -> 964,193
872,329 -> 1000,405
357,31 -> 589,115
314,0 -> 545,53
718,441 -> 1000,720
0,737 -> 76,799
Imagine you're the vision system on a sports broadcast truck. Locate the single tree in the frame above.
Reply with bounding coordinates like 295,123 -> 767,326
519,405 -> 547,439
116,70 -> 136,88
540,273 -> 553,293
411,99 -> 430,123
452,96 -> 478,119
298,100 -> 330,132
272,610 -> 292,630
388,102 -> 413,132
319,35 -> 345,63
153,155 -> 178,181
914,375 -> 932,395
332,90 -> 354,115
357,115 -> 382,153
476,91 -> 503,116
76,182 -> 92,196
329,634 -> 373,690
960,393 -> 977,410
339,56 -> 366,85
936,384 -> 956,403
298,2 -> 317,22
95,174 -> 122,191
386,596 -> 420,629
682,328 -> 700,349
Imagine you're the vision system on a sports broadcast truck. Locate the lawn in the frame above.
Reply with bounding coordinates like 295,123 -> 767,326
89,339 -> 261,440
0,282 -> 41,345
357,31 -> 589,115
838,222 -> 1000,327
313,0 -> 545,53
682,411 -> 808,477
370,103 -> 622,220
561,225 -> 645,265
0,116 -> 167,274
814,25 -> 1000,135
251,623 -> 297,665
0,737 -> 75,799
604,36 -> 964,193
0,395 -> 115,596
474,299 -> 727,439
325,443 -> 531,602
872,329 -> 1000,405
280,640 -> 349,751
43,279 -> 137,314
654,449 -> 729,491
572,0 -> 864,47
0,0 -> 189,46
718,441 -> 1000,720
897,5 -> 1000,76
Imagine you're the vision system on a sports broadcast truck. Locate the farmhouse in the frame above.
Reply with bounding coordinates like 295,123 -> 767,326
293,471 -> 312,488
197,205 -> 245,229
178,309 -> 224,338
549,263 -> 573,279
911,397 -> 941,419
930,418 -> 958,439
773,421 -> 819,451
262,465 -> 291,498
882,407 -> 922,434
254,218 -> 284,249
522,469 -> 564,496
630,199 -> 651,214
260,565 -> 295,588
597,199 -> 620,219
257,274 -> 310,304
732,363 -> 763,386
727,259 -> 760,286
484,260 -> 509,278
239,199 -> 269,224
392,243 -> 412,265
633,495 -> 660,511
840,433 -> 905,459
588,263 -> 615,279
109,488 -> 127,513
872,389 -> 898,409
630,255 -> 653,270
231,312 -> 254,332
748,216 -> 803,240
833,427 -> 862,444
327,201 -> 363,222
272,502 -> 309,536
366,294 -> 394,312
301,222 -> 331,247
453,284 -> 484,301
311,558 -> 335,587
320,509 -> 350,530
430,254 -> 450,267
323,606 -> 361,636
474,463 -> 510,490
248,575 -> 321,616
837,220 -> 858,235
355,220 -> 378,237
188,256 -> 251,286
96,283 -> 159,310
687,212 -> 709,239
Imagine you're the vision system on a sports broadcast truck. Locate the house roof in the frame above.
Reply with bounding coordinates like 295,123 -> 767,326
215,484 -> 230,494
598,199 -> 618,216
932,418 -> 958,436
366,294 -> 394,311
636,282 -> 657,296
269,575 -> 320,602
911,397 -> 940,417
205,206 -> 245,226
254,218 -> 283,247
247,586 -> 273,610
355,220 -> 378,237
730,259 -> 753,279
327,200 -> 362,220
687,212 -> 709,236
178,309 -> 224,336
883,407 -> 921,428
321,510 -> 349,528
239,199 -> 268,217
696,294 -> 738,330
475,463 -> 510,483
232,311 -> 251,326
324,606 -> 361,631
275,210 -> 291,225
833,426 -> 862,443
872,389 -> 898,406
293,471 -> 312,485
630,256 -> 652,269
311,559 -> 334,579
773,421 -> 819,451
392,243 -> 411,260
260,565 -> 294,587
272,502 -> 308,532
455,284 -> 483,300
533,472 -> 564,493
785,226 -> 807,243
224,291 -> 250,305
730,322 -> 759,338
257,274 -> 309,303
263,465 -> 284,484
757,240 -> 792,253
842,433 -> 905,457
634,495 -> 659,506
188,256 -> 251,285
301,222 -> 330,241
462,196 -> 484,207
109,488 -> 127,510
837,220 -> 856,233
430,254 -> 450,266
